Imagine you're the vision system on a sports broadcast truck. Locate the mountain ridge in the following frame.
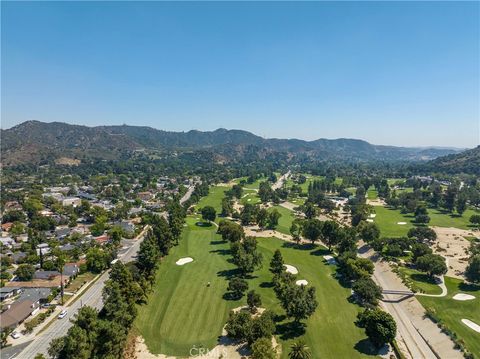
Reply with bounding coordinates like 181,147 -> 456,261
0,120 -> 466,166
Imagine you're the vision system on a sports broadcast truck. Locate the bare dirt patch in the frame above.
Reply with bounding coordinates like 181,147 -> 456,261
432,226 -> 475,279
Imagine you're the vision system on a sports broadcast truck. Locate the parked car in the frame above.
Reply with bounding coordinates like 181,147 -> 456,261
10,332 -> 20,339
58,309 -> 68,319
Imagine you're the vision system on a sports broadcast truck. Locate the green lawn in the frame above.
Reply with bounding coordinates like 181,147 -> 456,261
268,205 -> 295,235
240,191 -> 261,205
373,205 -> 479,238
136,220 -> 374,358
396,267 -> 442,295
194,185 -> 229,214
367,187 -> 378,200
417,277 -> 480,357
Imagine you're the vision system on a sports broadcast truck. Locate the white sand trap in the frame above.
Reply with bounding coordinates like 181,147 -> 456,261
247,198 -> 252,202
369,214 -> 376,218
323,255 -> 337,265
397,222 -> 407,225
284,264 -> 298,274
453,293 -> 476,301
296,280 -> 308,286
366,219 -> 374,223
461,319 -> 480,333
176,257 -> 194,266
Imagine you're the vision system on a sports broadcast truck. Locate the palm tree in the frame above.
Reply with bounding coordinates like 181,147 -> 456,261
289,340 -> 312,359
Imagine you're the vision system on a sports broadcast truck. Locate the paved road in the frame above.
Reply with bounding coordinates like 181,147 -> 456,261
180,185 -> 195,205
10,227 -> 151,359
272,171 -> 290,190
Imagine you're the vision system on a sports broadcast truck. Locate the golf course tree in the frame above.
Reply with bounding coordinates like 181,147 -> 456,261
339,255 -> 375,281
415,253 -> 447,278
267,208 -> 281,229
270,249 -> 285,276
456,194 -> 467,216
251,337 -> 276,359
247,290 -> 262,313
301,219 -> 323,244
274,272 -> 318,324
225,309 -> 275,345
407,226 -> 437,243
414,205 -> 430,224
469,214 -> 480,228
357,309 -> 397,349
217,220 -> 245,242
167,200 -> 186,243
241,203 -> 258,225
465,254 -> 480,283
303,202 -> 317,219
358,221 -> 380,243
201,205 -> 216,223
289,340 -> 312,359
259,181 -> 275,203
221,197 -> 234,217
411,242 -> 433,262
352,276 -> 383,307
137,230 -> 160,284
256,208 -> 269,229
227,277 -> 249,300
289,219 -> 303,244
230,237 -> 263,276
321,220 -> 341,250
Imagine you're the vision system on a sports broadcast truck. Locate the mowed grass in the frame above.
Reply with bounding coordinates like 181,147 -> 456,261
268,205 -> 295,235
417,277 -> 480,357
367,187 -> 378,200
136,223 -> 373,358
135,221 -> 237,355
373,205 -> 480,238
194,185 -> 229,215
396,267 -> 442,295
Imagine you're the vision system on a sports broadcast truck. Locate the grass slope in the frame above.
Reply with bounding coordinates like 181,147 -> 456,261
417,277 -> 480,357
268,205 -> 295,235
195,185 -> 229,215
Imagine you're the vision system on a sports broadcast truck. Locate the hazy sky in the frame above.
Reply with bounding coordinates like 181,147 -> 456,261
2,1 -> 479,147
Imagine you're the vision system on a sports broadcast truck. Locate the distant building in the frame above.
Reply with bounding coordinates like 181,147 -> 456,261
1,222 -> 14,232
62,197 -> 82,207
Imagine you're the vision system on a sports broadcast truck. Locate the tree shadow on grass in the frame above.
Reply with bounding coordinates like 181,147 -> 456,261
276,321 -> 306,341
259,281 -> 274,288
217,268 -> 241,279
282,242 -> 316,251
210,240 -> 225,245
222,292 -> 243,301
459,282 -> 480,292
310,247 -> 330,257
410,273 -> 437,285
354,338 -> 380,356
209,249 -> 230,256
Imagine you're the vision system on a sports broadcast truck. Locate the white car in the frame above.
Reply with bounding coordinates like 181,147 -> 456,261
10,332 -> 20,339
58,309 -> 68,319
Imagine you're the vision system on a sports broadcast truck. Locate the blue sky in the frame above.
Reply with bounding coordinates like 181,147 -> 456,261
1,1 -> 479,147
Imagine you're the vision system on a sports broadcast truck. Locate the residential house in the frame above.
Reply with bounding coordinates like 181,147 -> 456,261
36,243 -> 50,256
4,201 -> 22,211
0,299 -> 39,329
0,237 -> 15,249
0,287 -> 22,302
1,222 -> 13,232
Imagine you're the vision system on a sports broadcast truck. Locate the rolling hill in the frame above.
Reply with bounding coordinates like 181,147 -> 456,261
0,120 -> 464,167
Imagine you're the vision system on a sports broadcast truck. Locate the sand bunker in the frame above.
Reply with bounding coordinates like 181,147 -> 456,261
461,319 -> 480,333
296,280 -> 308,286
397,222 -> 407,225
453,293 -> 476,301
284,264 -> 298,274
369,214 -> 376,218
176,257 -> 194,266
366,219 -> 374,223
323,255 -> 337,265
